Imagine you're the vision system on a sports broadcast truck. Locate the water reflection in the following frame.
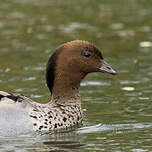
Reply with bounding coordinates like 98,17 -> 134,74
0,131 -> 84,152
0,123 -> 152,152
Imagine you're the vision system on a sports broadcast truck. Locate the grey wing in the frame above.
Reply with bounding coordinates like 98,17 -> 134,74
0,91 -> 34,136
0,91 -> 34,109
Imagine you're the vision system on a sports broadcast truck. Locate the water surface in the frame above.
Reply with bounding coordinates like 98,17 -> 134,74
0,0 -> 152,151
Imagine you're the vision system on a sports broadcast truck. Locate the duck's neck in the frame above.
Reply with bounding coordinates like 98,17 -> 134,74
51,71 -> 84,105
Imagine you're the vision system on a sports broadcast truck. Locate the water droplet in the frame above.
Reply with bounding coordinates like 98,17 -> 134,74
5,68 -> 10,72
31,95 -> 42,98
110,23 -> 124,30
23,77 -> 36,81
139,41 -> 152,47
122,87 -> 135,91
81,81 -> 111,86
27,27 -> 32,33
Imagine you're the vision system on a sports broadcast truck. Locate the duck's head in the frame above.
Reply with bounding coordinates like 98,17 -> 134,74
46,40 -> 116,96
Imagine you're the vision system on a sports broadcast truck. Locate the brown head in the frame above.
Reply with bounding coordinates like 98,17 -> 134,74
46,40 -> 116,100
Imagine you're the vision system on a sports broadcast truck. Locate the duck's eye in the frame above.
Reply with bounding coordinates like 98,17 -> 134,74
82,51 -> 91,58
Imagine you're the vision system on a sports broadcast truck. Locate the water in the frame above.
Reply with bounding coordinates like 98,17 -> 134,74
0,0 -> 152,151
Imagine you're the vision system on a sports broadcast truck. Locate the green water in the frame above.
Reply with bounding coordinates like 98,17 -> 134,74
0,0 -> 152,151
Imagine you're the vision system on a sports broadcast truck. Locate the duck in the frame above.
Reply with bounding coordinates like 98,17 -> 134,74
0,40 -> 116,136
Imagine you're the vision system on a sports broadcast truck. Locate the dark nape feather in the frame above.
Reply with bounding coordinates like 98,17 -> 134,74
6,95 -> 19,102
0,94 -> 4,100
46,49 -> 60,94
0,93 -> 22,102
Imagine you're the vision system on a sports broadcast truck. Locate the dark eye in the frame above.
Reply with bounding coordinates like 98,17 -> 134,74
82,51 -> 91,58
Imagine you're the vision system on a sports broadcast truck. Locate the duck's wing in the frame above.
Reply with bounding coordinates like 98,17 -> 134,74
0,91 -> 35,109
0,91 -> 36,136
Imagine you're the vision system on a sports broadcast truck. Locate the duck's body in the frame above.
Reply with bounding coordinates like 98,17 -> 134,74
0,91 -> 82,134
0,40 -> 116,136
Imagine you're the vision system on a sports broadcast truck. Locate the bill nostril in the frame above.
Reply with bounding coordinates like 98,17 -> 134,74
107,66 -> 111,70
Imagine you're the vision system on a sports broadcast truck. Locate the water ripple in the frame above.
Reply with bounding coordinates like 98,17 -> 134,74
81,81 -> 111,86
77,123 -> 152,134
